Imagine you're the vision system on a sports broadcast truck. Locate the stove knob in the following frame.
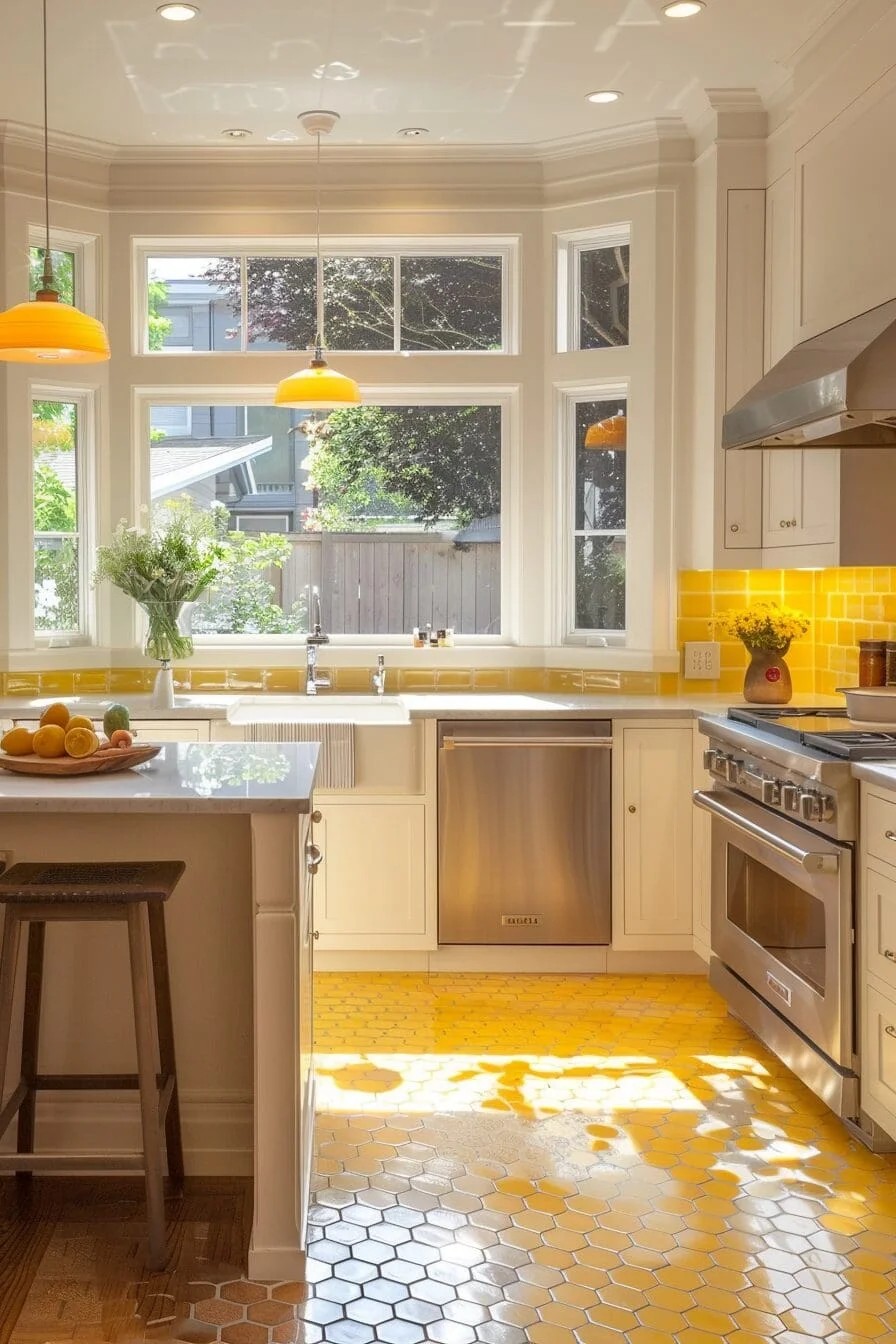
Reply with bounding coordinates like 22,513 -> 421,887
702,749 -> 717,772
725,756 -> 742,785
799,790 -> 823,822
761,778 -> 782,806
782,783 -> 800,811
820,794 -> 836,822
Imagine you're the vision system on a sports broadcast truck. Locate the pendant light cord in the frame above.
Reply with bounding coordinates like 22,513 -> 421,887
314,129 -> 324,357
40,0 -> 56,295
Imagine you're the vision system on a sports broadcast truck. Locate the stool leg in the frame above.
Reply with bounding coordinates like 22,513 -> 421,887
16,921 -> 45,1176
147,902 -> 184,1193
127,903 -> 167,1271
0,909 -> 23,1135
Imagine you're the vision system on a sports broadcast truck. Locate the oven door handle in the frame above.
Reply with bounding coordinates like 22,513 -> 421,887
693,790 -> 840,873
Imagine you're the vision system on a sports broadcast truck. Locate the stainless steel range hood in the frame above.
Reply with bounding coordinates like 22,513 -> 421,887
722,298 -> 896,449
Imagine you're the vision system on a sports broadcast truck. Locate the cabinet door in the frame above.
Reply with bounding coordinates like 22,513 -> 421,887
762,449 -> 837,548
725,451 -> 763,550
314,803 -> 426,943
762,449 -> 802,543
130,719 -> 210,742
616,725 -> 694,948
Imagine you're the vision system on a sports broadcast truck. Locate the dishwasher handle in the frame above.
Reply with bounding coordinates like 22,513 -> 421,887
441,735 -> 613,751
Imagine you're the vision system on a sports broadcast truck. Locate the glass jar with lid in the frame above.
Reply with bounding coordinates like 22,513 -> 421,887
858,639 -> 887,687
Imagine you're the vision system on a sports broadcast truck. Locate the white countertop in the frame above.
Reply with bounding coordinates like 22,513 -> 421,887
0,743 -> 318,813
852,762 -> 896,791
0,690 -> 848,724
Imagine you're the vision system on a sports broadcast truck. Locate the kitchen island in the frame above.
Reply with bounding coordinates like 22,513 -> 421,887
0,742 -> 318,1280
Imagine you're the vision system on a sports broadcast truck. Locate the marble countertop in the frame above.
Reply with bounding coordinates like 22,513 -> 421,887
852,762 -> 896,791
0,743 -> 318,813
0,691 -> 847,723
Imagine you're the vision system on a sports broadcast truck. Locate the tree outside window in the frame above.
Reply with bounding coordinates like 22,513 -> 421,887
33,399 -> 81,634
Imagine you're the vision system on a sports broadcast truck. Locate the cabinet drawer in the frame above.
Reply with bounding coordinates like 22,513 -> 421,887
862,982 -> 896,1134
864,862 -> 896,995
863,789 -> 896,867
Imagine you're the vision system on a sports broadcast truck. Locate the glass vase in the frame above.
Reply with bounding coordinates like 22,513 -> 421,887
141,600 -> 194,664
743,643 -> 792,705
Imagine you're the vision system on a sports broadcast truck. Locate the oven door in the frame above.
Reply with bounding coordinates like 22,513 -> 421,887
694,787 -> 853,1067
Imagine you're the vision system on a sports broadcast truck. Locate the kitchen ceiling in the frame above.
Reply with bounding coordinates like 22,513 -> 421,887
0,0 -> 854,149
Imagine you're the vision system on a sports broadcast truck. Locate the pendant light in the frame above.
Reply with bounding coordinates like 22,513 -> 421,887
274,110 -> 361,408
584,412 -> 627,449
0,0 -> 110,363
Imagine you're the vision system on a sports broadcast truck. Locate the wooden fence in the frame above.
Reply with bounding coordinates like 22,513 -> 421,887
270,533 -> 500,635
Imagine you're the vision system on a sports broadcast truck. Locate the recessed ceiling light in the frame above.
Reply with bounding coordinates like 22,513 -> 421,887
398,127 -> 429,138
221,128 -> 252,139
663,1 -> 705,16
157,3 -> 199,20
313,60 -> 360,81
586,90 -> 622,104
267,129 -> 300,143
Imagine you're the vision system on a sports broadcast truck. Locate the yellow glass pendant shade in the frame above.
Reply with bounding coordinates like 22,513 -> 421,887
584,413 -> 627,448
274,357 -> 362,408
0,291 -> 110,363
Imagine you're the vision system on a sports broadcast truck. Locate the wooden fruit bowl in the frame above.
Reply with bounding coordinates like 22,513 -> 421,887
0,744 -> 161,776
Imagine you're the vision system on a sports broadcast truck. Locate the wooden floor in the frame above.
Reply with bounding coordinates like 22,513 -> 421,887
0,1175 -> 307,1344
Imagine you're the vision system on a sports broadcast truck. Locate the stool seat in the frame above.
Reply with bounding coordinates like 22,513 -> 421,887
0,861 -> 185,904
0,859 -> 185,1271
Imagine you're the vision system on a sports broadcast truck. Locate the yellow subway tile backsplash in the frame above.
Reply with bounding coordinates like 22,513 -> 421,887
262,668 -> 302,694
471,667 -> 509,690
73,669 -> 111,695
109,668 -> 153,694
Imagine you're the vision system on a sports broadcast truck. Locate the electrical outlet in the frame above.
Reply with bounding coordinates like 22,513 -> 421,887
684,641 -> 721,679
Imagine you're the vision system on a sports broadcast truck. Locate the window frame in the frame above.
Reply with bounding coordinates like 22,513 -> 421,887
556,223 -> 631,354
133,382 -> 520,647
27,225 -> 100,314
134,236 -> 519,357
557,381 -> 629,648
31,384 -> 97,648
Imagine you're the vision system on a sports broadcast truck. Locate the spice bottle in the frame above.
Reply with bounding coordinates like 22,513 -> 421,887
858,639 -> 886,687
886,641 -> 896,686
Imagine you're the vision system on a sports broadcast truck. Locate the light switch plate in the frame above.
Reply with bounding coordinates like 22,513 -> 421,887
683,641 -> 721,679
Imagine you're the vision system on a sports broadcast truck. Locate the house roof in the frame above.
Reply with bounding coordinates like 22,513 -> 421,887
36,436 -> 274,499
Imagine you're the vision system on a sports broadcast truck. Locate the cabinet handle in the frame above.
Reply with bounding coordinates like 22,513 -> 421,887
886,1024 -> 896,1038
313,929 -> 320,940
312,809 -> 322,823
628,804 -> 637,814
885,830 -> 896,842
305,842 -> 323,875
884,949 -> 896,962
729,523 -> 739,533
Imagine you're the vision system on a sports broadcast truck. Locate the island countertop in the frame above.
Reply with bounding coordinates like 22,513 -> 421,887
0,742 -> 318,813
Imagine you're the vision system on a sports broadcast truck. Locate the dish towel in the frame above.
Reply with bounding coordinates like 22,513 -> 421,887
245,721 -> 355,789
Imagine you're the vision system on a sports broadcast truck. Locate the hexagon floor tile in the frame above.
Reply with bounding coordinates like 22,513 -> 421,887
4,973 -> 896,1343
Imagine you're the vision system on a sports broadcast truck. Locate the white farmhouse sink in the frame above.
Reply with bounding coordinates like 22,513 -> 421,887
228,695 -> 410,725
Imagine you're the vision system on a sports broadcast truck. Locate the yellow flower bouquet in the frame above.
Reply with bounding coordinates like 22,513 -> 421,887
713,601 -> 810,653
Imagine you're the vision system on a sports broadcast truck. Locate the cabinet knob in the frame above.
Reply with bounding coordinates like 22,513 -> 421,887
729,523 -> 739,533
313,929 -> 320,940
884,949 -> 896,962
791,518 -> 797,527
311,809 -> 322,823
886,1024 -> 896,1038
885,830 -> 896,842
780,519 -> 789,528
305,842 -> 323,875
628,804 -> 637,813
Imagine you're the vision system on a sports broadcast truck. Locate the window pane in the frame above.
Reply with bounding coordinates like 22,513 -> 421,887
246,256 -> 315,350
34,539 -> 80,633
30,247 -> 75,305
323,256 -> 394,350
147,257 -> 240,350
148,401 -> 502,636
575,536 -> 625,632
575,399 -> 626,530
400,255 -> 502,350
579,244 -> 629,348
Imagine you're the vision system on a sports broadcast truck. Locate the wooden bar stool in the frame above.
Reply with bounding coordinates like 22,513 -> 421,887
0,860 -> 186,1270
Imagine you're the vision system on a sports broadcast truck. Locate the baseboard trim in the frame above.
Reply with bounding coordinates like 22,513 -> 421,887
0,1090 -> 252,1177
315,947 -> 708,974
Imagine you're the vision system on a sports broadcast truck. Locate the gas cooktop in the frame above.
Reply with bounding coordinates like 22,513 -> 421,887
728,706 -> 896,760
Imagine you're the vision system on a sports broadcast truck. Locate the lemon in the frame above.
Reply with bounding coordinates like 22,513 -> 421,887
64,727 -> 100,759
33,724 -> 67,758
39,701 -> 70,730
66,714 -> 95,733
1,727 -> 35,756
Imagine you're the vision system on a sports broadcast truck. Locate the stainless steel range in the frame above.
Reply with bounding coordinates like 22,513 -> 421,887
696,707 -> 896,1150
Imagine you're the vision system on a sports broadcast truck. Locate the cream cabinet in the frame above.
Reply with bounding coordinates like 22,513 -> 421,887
761,449 -> 837,550
859,783 -> 896,1140
130,718 -> 211,742
313,802 -> 433,950
612,721 -> 694,951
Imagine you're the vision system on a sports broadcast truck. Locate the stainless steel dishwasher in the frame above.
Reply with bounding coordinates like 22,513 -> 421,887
438,719 -> 612,944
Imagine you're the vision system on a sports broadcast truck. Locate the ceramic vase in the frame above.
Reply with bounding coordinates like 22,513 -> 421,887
743,643 -> 792,705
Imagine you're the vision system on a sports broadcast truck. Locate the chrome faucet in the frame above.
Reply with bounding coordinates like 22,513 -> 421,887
305,586 -> 331,696
371,654 -> 386,696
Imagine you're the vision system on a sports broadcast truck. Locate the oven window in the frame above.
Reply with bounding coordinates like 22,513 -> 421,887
726,849 -> 826,995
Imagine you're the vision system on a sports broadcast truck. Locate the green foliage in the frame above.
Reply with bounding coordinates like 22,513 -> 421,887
34,539 -> 79,632
191,508 -> 307,634
147,278 -> 172,351
34,463 -> 77,532
30,248 -> 74,304
94,497 -> 225,607
303,405 -> 501,531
